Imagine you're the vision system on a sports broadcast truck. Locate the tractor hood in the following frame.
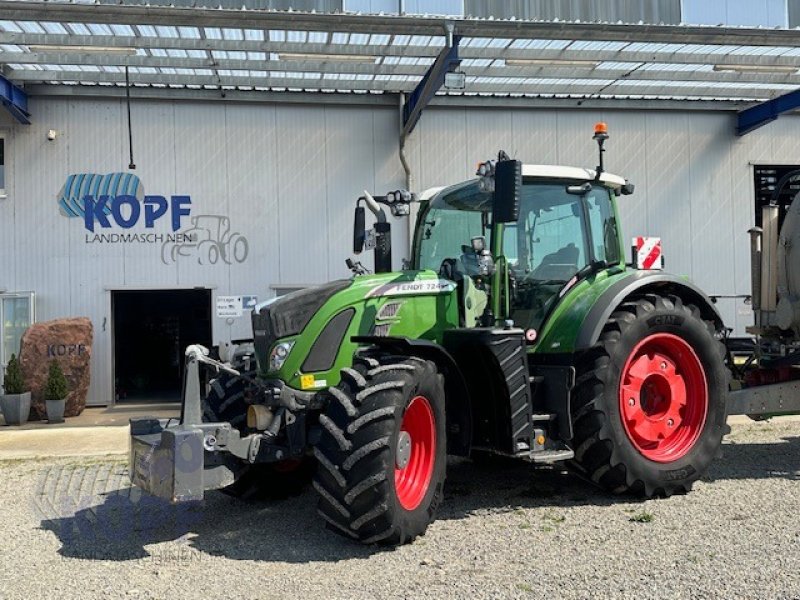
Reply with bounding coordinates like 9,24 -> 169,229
251,270 -> 459,390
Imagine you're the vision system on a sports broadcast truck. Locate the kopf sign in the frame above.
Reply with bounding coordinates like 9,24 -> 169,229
83,195 -> 192,232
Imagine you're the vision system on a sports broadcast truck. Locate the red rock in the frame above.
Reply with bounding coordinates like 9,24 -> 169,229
19,318 -> 93,419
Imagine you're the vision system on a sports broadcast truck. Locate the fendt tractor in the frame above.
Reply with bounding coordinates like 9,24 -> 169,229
130,123 -> 799,546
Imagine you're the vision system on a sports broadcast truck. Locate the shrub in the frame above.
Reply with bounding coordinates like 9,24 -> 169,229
3,354 -> 26,395
44,361 -> 69,401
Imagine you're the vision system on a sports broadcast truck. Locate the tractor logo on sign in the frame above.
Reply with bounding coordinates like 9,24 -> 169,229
161,215 -> 249,265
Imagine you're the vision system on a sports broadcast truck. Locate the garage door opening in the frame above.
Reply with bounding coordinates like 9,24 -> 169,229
112,289 -> 212,403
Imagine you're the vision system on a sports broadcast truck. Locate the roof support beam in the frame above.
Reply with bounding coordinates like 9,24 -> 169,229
0,72 -> 30,124
4,68 -> 778,101
737,89 -> 800,135
24,83 -> 747,111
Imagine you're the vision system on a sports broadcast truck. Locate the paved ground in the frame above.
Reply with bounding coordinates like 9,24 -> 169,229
0,403 -> 180,429
0,404 -> 180,460
0,419 -> 799,600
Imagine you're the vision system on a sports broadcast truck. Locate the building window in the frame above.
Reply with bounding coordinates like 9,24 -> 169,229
753,165 -> 800,229
0,138 -> 5,197
0,293 -> 35,378
345,0 -> 464,15
465,0 -> 680,23
682,0 -> 788,27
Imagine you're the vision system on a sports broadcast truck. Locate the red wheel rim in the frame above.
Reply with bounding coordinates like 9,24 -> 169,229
619,333 -> 708,463
394,395 -> 436,511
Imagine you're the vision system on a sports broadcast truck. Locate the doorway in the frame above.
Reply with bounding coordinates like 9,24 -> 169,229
112,289 -> 212,403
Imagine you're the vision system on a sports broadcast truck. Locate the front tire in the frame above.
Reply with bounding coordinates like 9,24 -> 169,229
570,293 -> 729,497
313,353 -> 447,545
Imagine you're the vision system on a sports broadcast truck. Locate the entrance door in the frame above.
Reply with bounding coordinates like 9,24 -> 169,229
112,289 -> 212,403
0,292 -> 35,388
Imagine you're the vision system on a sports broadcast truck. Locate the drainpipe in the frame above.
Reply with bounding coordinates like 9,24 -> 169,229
399,93 -> 414,260
399,94 -> 413,191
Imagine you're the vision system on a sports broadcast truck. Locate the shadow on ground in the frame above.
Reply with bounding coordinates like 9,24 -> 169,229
37,434 -> 800,563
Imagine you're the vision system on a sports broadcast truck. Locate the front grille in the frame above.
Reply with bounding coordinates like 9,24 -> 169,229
252,279 -> 351,370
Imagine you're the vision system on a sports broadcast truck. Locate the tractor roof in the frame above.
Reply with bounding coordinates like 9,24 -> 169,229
521,165 -> 627,189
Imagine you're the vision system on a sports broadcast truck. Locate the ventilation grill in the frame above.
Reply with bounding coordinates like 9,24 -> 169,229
371,323 -> 392,337
377,301 -> 402,320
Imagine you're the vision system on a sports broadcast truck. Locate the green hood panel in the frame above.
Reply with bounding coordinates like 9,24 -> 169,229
264,270 -> 459,390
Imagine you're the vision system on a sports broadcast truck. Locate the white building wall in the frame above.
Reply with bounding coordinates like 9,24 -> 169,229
0,95 -> 798,404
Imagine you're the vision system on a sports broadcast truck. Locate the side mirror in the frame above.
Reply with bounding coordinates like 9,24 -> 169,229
493,159 -> 522,223
353,205 -> 366,254
621,182 -> 635,195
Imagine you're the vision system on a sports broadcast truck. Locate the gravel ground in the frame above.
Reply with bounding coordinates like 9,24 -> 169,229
0,419 -> 799,600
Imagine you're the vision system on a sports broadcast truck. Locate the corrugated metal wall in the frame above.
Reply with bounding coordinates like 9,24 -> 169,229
0,95 -> 797,404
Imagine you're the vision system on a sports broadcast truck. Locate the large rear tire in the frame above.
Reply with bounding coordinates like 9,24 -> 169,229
570,293 -> 729,497
313,353 -> 447,545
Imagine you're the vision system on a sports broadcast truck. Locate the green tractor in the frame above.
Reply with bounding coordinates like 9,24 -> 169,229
129,124 -> 729,545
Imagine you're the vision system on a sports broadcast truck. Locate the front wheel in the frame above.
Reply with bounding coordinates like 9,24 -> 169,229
570,293 -> 729,497
313,353 -> 447,545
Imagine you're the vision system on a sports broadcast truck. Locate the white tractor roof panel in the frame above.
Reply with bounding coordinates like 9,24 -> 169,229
522,164 -> 626,188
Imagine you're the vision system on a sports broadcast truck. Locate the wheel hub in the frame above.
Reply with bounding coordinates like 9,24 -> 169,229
619,333 -> 708,462
396,431 -> 412,469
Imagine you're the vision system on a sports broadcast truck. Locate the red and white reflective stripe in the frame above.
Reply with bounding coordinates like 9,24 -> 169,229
633,236 -> 662,270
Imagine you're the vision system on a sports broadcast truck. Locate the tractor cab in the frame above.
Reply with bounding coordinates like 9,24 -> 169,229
413,165 -> 628,334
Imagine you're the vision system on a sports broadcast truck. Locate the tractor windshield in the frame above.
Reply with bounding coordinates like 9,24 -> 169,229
415,179 -> 620,330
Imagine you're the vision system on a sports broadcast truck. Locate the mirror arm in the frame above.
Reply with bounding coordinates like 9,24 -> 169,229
363,190 -> 387,223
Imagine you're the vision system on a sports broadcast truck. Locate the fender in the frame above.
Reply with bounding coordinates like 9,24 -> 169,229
574,270 -> 725,351
352,335 -> 472,456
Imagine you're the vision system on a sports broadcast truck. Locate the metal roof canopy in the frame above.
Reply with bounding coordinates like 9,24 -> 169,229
4,1 -> 800,109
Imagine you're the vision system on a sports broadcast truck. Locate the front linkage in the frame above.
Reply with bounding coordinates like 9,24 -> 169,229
129,345 -> 317,503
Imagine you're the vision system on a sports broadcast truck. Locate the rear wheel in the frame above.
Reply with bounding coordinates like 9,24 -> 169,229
204,363 -> 311,499
313,353 -> 447,545
570,294 -> 729,497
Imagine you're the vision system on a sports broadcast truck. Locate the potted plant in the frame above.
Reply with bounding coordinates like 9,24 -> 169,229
44,360 -> 69,424
1,354 -> 31,425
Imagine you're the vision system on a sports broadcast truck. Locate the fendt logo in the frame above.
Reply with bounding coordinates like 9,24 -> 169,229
57,172 -> 249,265
58,172 -> 191,232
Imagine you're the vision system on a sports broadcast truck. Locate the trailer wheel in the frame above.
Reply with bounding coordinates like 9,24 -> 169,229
570,294 -> 729,497
313,353 -> 447,545
204,367 -> 311,499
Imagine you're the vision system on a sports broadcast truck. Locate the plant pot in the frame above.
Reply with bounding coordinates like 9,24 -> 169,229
0,392 -> 31,425
46,398 -> 66,424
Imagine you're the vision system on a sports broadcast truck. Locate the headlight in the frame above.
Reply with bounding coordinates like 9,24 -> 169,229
269,341 -> 295,371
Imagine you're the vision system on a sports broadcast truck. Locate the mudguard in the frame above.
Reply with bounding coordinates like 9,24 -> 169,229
574,270 -> 725,351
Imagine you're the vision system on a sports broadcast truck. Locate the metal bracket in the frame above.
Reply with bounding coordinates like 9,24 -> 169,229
0,72 -> 30,124
737,88 -> 800,136
400,33 -> 461,141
